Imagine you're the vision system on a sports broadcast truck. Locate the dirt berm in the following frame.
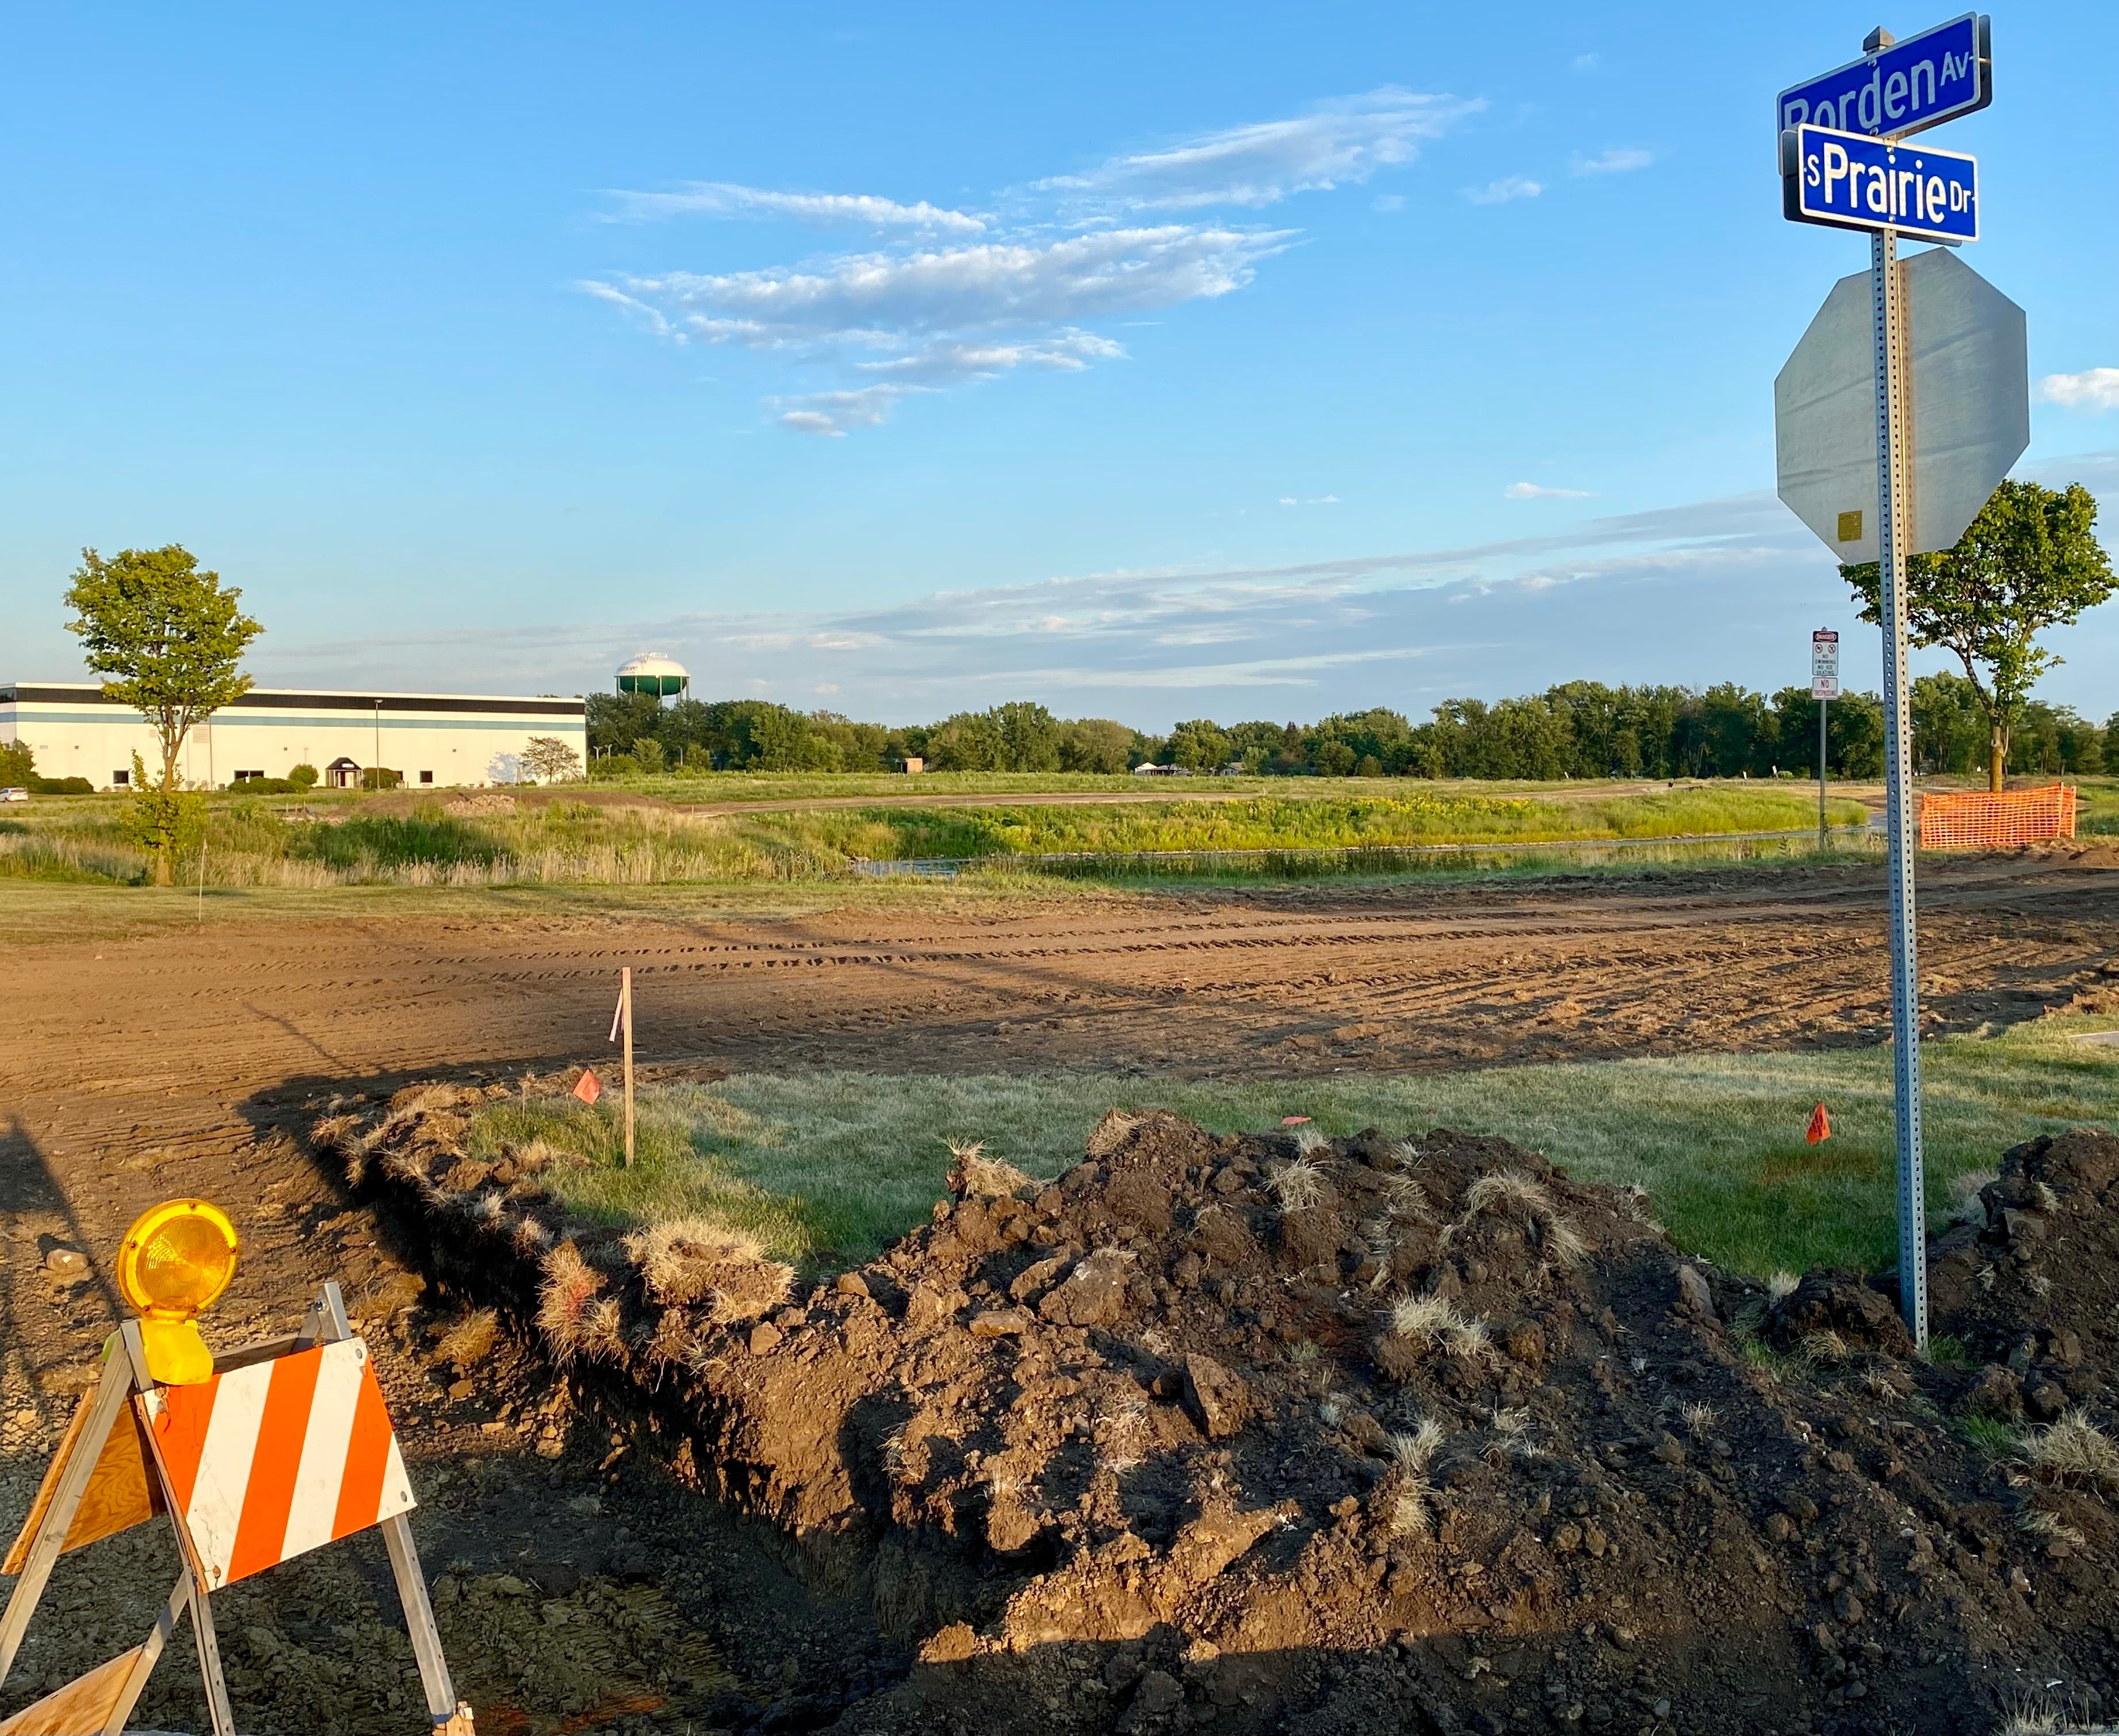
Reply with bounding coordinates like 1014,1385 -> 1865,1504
316,1093 -> 2119,1736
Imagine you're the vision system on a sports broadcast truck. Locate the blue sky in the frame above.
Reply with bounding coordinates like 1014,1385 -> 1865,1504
3,3 -> 2114,726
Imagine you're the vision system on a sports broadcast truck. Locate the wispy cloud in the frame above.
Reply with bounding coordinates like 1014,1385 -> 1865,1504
2040,369 -> 2119,412
1571,52 -> 1601,72
586,90 -> 1487,431
1034,88 -> 1480,213
262,488 -> 1873,719
606,182 -> 986,233
1277,495 -> 1341,506
1464,176 -> 1542,205
1571,147 -> 1653,177
773,385 -> 921,436
1505,481 -> 1592,500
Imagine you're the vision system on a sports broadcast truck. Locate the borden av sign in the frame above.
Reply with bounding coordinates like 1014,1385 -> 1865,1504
1775,13 -> 1990,141
1783,125 -> 1977,246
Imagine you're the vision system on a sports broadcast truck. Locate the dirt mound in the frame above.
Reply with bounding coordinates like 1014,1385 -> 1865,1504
1930,1128 -> 2119,1416
319,1094 -> 2119,1736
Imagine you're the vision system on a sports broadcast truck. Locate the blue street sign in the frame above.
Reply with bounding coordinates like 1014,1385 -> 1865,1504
1776,14 -> 1990,142
1782,125 -> 1978,245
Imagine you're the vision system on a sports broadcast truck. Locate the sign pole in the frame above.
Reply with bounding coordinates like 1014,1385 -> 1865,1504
1818,694 -> 1829,848
1871,223 -> 1928,1347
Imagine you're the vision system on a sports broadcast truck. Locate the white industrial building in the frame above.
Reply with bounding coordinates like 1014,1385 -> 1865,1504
0,683 -> 587,790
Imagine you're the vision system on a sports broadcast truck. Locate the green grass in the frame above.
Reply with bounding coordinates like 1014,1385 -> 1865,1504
0,784 -> 1868,888
787,787 -> 1870,862
464,1011 -> 2119,1279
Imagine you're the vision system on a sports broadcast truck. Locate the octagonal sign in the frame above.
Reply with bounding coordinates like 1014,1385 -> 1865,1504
1774,247 -> 2028,564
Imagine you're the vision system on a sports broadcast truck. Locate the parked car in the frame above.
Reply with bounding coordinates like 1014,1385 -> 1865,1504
0,787 -> 29,804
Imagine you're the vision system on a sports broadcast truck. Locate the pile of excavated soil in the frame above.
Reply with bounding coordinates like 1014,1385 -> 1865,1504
316,1093 -> 2119,1736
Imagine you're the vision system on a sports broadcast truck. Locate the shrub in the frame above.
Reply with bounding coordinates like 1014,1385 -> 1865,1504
289,762 -> 320,788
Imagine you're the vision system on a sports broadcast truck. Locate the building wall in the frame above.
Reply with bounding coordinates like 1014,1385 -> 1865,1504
0,686 -> 588,790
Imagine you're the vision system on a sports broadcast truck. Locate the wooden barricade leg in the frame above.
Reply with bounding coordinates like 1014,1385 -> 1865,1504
0,1354 -> 134,1689
313,1283 -> 472,1733
97,1573 -> 193,1736
110,1323 -> 238,1736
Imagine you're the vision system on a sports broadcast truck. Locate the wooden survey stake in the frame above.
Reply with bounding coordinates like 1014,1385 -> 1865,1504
609,967 -> 636,1167
0,1283 -> 473,1736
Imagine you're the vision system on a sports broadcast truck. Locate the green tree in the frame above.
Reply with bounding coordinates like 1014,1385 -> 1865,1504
64,546 -> 262,886
0,741 -> 33,787
1842,480 -> 2113,791
1055,718 -> 1135,774
1165,718 -> 1231,772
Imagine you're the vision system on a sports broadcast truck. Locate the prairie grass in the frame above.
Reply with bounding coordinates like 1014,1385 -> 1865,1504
0,784 -> 1868,889
461,1011 -> 2119,1277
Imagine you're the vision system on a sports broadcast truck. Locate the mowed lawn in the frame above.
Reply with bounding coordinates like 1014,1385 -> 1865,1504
466,1013 -> 2119,1281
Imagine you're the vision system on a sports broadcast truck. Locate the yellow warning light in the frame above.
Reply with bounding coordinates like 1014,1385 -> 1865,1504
116,1200 -> 239,1386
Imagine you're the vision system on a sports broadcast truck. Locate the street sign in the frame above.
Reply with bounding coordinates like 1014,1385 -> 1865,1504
1811,630 -> 1841,700
1776,13 -> 1990,140
1773,16 -> 2005,1353
1774,247 -> 2027,562
1783,126 -> 1978,245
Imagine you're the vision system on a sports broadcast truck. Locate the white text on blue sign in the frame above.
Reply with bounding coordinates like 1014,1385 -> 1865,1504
1785,126 -> 1977,245
1776,13 -> 1989,141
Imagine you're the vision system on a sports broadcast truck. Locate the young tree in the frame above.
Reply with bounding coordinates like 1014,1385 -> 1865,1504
1841,480 -> 2113,790
521,735 -> 584,783
64,546 -> 262,885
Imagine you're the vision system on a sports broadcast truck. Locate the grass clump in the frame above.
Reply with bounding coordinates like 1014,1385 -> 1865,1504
1956,1415 -> 2022,1457
2017,1409 -> 2119,1496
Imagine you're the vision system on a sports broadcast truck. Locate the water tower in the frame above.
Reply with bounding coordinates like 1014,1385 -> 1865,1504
616,653 -> 690,703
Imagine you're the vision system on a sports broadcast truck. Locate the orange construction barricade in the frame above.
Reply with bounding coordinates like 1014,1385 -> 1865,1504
1,1201 -> 472,1736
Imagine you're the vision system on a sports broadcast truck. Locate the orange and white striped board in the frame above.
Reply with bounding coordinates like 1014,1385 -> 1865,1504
136,1337 -> 416,1589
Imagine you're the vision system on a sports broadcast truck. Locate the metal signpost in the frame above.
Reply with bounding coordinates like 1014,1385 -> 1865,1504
1772,16 -> 2019,1349
1811,630 -> 1840,848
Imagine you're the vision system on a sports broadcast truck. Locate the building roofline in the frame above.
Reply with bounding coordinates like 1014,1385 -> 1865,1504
1,682 -> 584,716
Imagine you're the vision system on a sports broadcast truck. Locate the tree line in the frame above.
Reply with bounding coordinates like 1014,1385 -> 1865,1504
587,674 -> 2117,783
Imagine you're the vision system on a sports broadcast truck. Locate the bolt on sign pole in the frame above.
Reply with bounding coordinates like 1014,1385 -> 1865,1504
1872,223 -> 1929,1347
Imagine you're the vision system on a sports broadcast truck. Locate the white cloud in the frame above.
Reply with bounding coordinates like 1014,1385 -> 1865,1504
606,182 -> 985,233
1277,495 -> 1341,506
257,488 -> 1878,719
1465,176 -> 1542,205
589,90 -> 1472,432
2040,369 -> 2119,412
1372,193 -> 1406,213
853,331 -> 1126,383
1034,88 -> 1481,212
1571,147 -> 1653,176
773,385 -> 922,436
602,225 -> 1290,351
1505,481 -> 1593,500
1572,52 -> 1601,71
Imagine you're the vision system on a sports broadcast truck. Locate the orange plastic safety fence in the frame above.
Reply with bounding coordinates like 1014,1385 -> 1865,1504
1918,783 -> 2077,849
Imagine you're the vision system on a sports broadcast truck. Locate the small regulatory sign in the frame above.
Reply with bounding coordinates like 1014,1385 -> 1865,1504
1811,630 -> 1841,700
1783,124 -> 1978,244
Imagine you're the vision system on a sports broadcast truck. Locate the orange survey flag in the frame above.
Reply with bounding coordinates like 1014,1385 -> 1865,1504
573,1068 -> 602,1105
1806,1103 -> 1831,1145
